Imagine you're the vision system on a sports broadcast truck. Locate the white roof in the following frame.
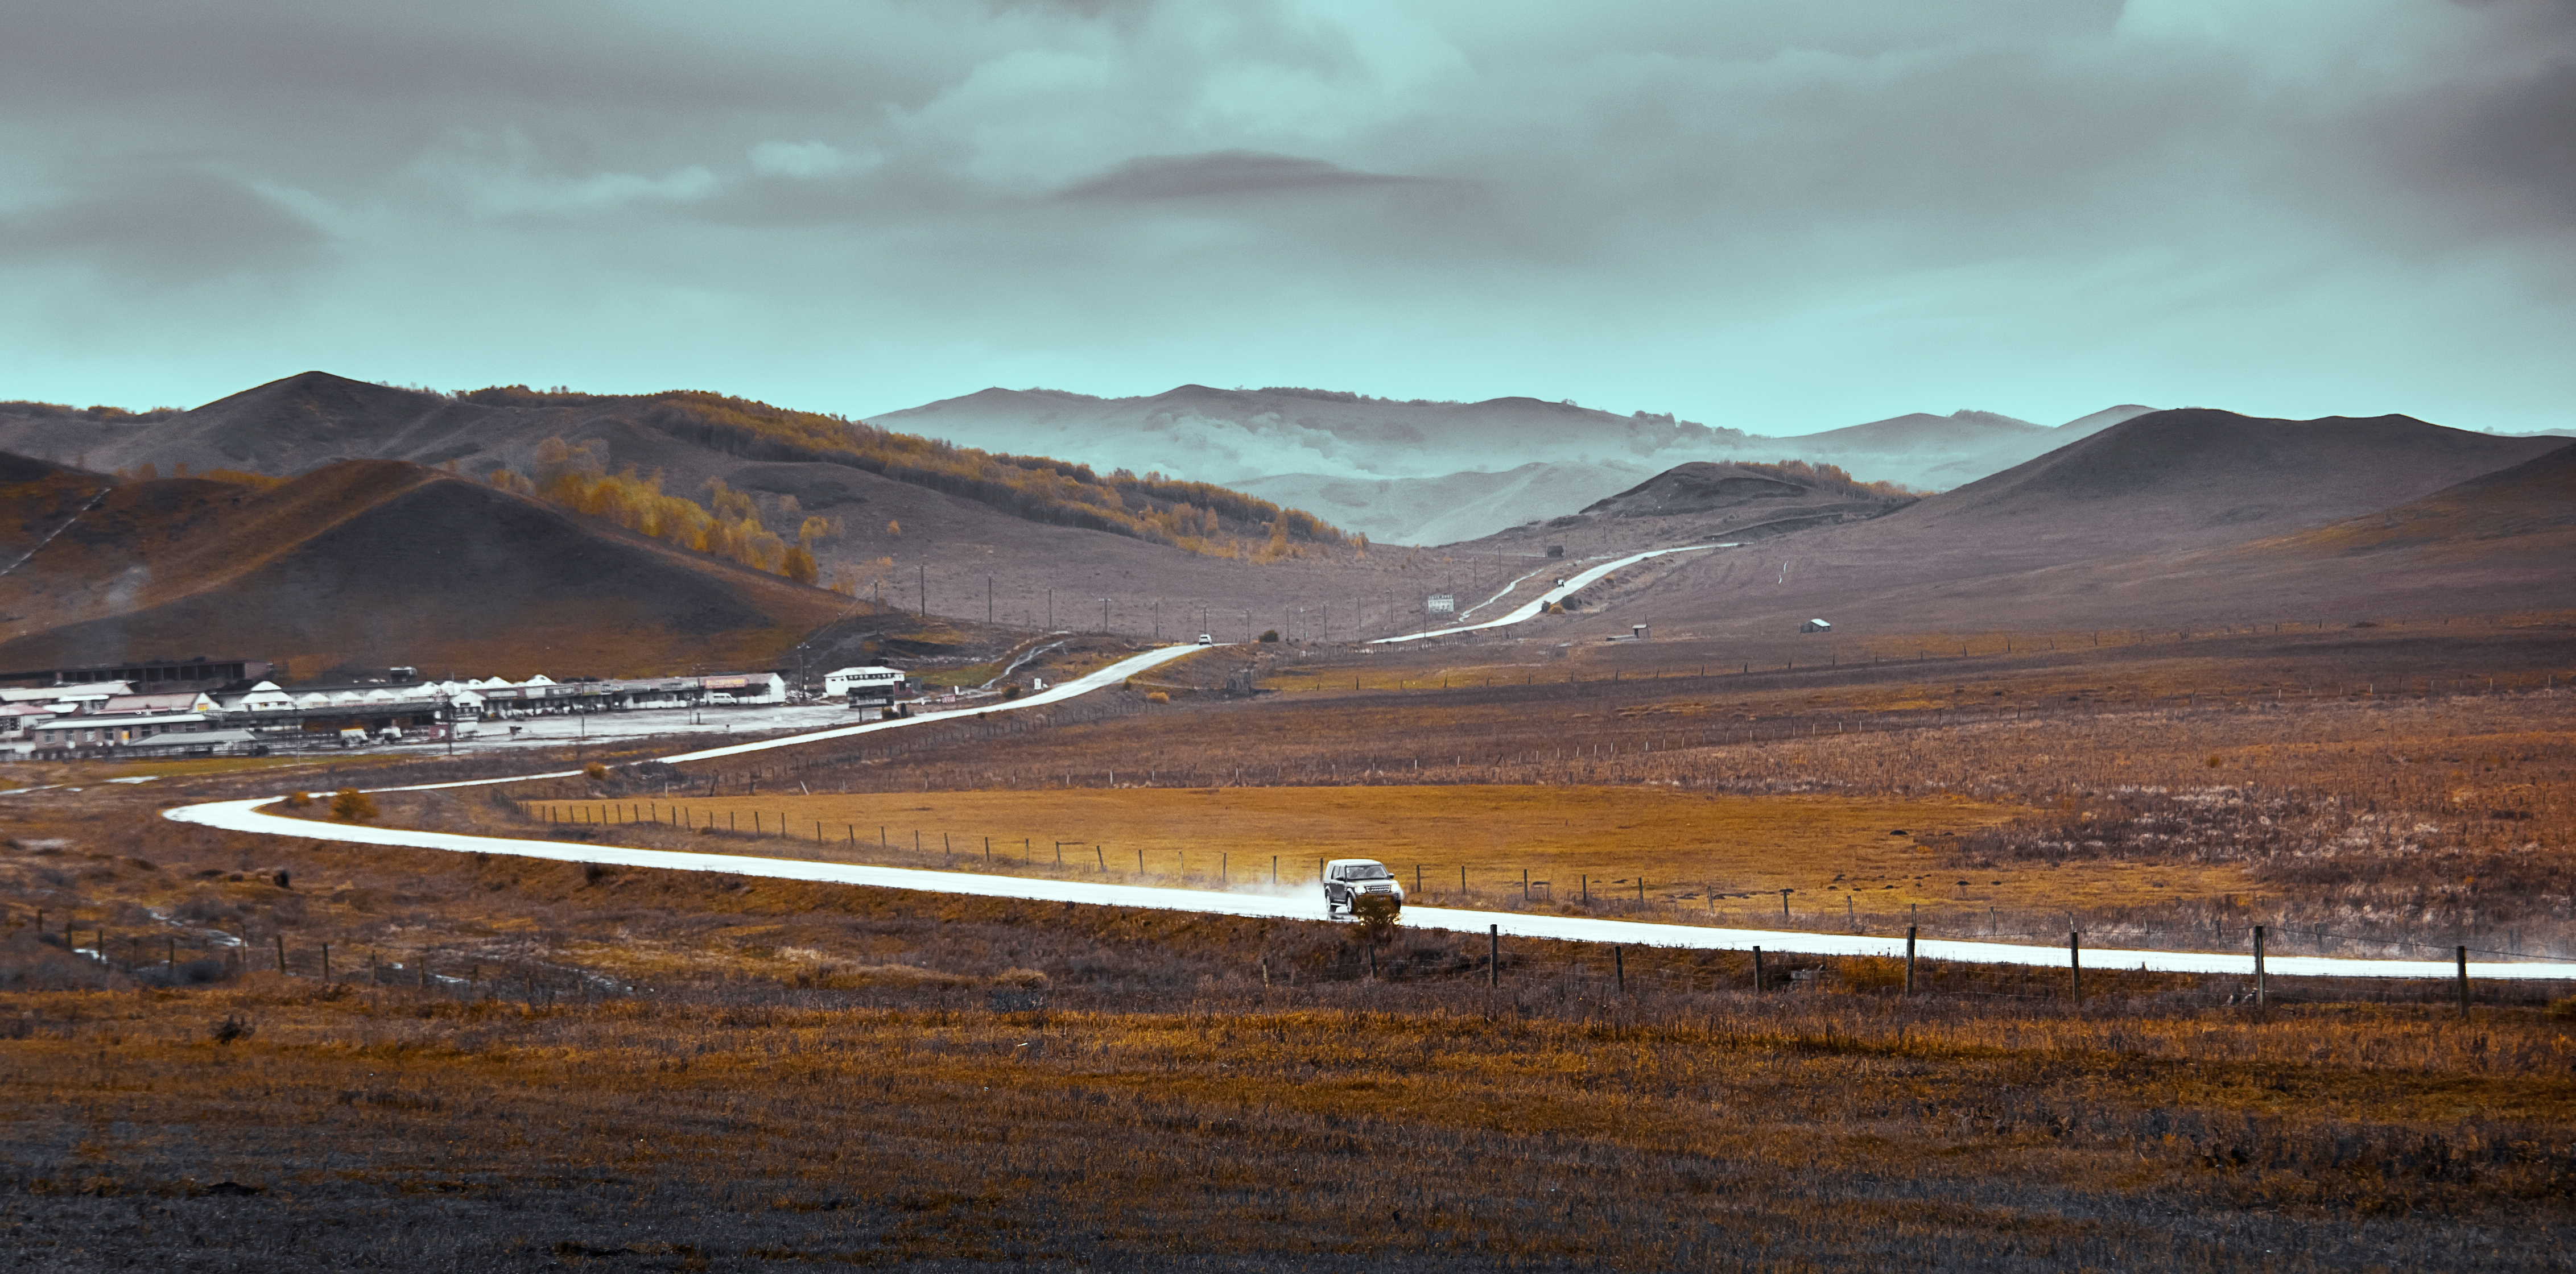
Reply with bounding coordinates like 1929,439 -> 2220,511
828,666 -> 904,677
1,681 -> 128,702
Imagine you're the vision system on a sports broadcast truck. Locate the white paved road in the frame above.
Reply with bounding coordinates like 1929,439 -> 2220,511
1372,543 -> 1735,643
157,638 -> 2576,982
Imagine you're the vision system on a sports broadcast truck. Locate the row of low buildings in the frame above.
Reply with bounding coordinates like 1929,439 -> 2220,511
0,664 -> 837,761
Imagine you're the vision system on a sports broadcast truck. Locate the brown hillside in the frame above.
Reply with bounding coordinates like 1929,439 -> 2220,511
1524,414 -> 2572,642
1896,408 -> 2563,555
0,373 -> 1520,644
0,455 -> 114,560
1577,460 -> 1915,524
0,459 -> 856,679
2260,440 -> 2576,559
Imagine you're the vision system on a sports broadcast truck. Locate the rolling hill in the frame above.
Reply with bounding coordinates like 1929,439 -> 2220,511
0,458 -> 862,680
1521,409 -> 2571,642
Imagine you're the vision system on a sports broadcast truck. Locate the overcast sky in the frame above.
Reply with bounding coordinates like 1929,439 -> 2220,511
2,0 -> 2570,434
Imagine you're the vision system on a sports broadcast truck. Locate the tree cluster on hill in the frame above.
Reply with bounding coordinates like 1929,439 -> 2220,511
0,400 -> 184,424
1729,458 -> 1921,499
486,437 -> 837,588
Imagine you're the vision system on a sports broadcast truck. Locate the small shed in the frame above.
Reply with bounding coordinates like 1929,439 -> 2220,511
1800,618 -> 1832,634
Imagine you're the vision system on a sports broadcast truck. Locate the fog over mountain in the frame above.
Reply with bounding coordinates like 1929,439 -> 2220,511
876,386 -> 2158,543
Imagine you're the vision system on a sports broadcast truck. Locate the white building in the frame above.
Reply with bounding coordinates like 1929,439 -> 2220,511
824,666 -> 906,698
218,681 -> 298,713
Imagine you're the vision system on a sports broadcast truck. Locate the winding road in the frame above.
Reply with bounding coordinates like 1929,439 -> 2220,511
158,640 -> 2575,982
1371,543 -> 1736,644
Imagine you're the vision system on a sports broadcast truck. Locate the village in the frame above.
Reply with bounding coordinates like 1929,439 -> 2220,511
0,655 -> 920,761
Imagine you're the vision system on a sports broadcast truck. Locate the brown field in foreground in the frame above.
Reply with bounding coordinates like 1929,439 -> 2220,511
3,617 -> 2573,1268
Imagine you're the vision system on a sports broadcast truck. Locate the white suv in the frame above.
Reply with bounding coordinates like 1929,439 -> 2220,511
1322,858 -> 1403,916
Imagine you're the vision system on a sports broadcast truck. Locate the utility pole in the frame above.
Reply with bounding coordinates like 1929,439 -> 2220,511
1101,597 -> 1109,633
1244,610 -> 1252,643
1048,588 -> 1054,629
917,565 -> 926,617
1153,599 -> 1160,640
987,575 -> 993,626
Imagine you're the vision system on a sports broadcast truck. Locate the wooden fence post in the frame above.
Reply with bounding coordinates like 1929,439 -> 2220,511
1752,946 -> 1764,992
1905,925 -> 1917,995
1489,925 -> 1500,988
275,933 -> 286,974
2069,931 -> 2082,1003
1614,946 -> 1625,994
2253,925 -> 2266,1008
2458,945 -> 2470,1017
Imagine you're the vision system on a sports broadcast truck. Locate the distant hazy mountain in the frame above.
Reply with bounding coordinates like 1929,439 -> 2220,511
1767,404 -> 2158,491
1232,461 -> 1656,547
874,386 -> 1755,483
874,386 -> 2160,543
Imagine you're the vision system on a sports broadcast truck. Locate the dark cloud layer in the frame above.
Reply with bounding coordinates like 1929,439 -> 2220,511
0,170 -> 329,289
0,0 -> 2570,436
1062,151 -> 1438,200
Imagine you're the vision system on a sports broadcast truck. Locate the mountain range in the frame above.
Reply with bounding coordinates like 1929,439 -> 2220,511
2,371 -> 2566,679
872,385 -> 2162,542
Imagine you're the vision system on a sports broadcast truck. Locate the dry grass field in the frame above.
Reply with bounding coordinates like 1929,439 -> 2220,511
6,796 -> 2576,1273
605,621 -> 2576,959
3,615 -> 2573,1268
505,785 -> 2277,941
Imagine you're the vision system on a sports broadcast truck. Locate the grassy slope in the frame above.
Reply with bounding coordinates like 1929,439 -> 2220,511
0,460 -> 856,679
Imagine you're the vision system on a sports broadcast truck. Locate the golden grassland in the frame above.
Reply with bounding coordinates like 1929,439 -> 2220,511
507,786 -> 2256,930
606,624 -> 2574,956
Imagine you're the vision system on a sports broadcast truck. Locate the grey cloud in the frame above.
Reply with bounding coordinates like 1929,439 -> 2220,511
1060,151 -> 1443,201
0,168 -> 331,288
2428,57 -> 2576,229
3,1 -> 2574,439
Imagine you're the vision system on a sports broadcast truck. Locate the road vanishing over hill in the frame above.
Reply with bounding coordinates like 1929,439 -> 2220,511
161,641 -> 2575,983
1373,542 -> 1735,644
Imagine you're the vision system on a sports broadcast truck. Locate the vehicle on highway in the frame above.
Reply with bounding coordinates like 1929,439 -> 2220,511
1197,632 -> 1213,645
1322,858 -> 1403,916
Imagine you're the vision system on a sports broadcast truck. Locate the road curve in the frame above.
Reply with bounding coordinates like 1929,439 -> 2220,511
1372,543 -> 1734,644
158,639 -> 2576,982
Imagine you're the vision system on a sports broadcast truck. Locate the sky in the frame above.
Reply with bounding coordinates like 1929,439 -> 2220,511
2,0 -> 2570,435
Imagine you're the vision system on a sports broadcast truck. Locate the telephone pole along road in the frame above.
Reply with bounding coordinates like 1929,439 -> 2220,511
159,640 -> 2576,982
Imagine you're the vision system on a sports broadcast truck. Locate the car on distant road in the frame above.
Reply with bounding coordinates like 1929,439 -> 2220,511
1197,633 -> 1213,645
1322,858 -> 1403,916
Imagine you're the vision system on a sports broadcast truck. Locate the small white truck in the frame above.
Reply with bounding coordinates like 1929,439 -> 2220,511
1322,858 -> 1403,917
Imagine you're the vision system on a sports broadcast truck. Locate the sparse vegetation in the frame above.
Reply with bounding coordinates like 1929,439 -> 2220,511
2,615 -> 2569,1268
328,788 -> 375,821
